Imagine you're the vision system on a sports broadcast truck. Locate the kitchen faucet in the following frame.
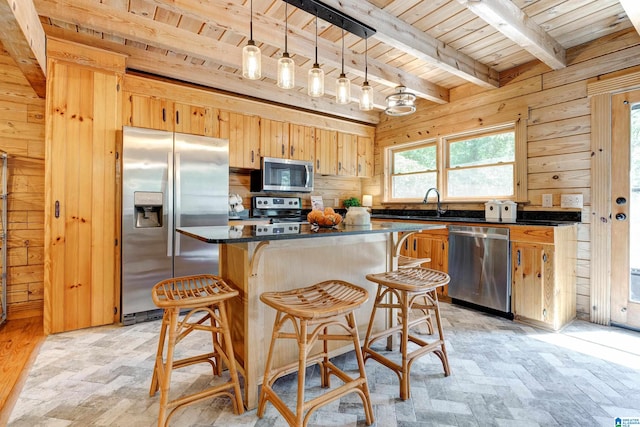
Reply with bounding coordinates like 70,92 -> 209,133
423,187 -> 446,217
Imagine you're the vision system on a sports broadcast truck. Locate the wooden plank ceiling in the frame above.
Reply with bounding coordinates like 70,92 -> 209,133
1,0 -> 636,123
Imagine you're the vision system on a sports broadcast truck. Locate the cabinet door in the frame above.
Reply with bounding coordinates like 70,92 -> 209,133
124,93 -> 173,131
415,234 -> 449,296
174,102 -> 214,136
46,61 -> 120,333
315,129 -> 338,175
220,111 -> 261,169
357,136 -> 373,177
289,124 -> 315,162
337,132 -> 357,176
261,118 -> 289,159
512,243 -> 554,323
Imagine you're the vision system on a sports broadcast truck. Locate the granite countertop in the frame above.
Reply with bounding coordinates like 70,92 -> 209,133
177,222 -> 444,244
370,209 -> 581,227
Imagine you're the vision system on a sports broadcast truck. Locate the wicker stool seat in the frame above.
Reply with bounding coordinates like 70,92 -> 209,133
397,254 -> 431,268
149,274 -> 244,427
363,267 -> 451,400
257,280 -> 374,427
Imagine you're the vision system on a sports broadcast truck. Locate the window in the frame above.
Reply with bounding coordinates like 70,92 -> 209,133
390,143 -> 437,199
386,124 -> 517,202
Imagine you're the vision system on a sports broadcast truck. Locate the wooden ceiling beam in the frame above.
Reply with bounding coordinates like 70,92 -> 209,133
140,0 -> 449,104
620,0 -> 640,39
456,0 -> 566,70
0,0 -> 46,98
317,0 -> 499,89
41,25 -> 380,124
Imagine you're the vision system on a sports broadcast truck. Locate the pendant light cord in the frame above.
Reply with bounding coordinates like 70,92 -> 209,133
284,3 -> 288,53
249,0 -> 254,41
364,34 -> 368,83
314,11 -> 319,66
341,28 -> 345,74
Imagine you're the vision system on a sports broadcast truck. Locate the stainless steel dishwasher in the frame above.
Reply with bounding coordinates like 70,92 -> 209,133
448,225 -> 511,315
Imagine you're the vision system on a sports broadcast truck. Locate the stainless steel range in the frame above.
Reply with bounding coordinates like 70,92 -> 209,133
251,196 -> 307,223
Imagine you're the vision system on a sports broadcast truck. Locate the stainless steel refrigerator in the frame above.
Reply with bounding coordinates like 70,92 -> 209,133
121,126 -> 229,324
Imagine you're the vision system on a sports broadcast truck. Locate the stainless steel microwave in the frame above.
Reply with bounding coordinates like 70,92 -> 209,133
251,157 -> 314,193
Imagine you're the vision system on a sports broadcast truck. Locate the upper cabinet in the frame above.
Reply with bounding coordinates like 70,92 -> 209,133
174,103 -> 216,136
124,94 -> 215,137
219,110 -> 261,170
337,132 -> 357,177
315,129 -> 338,175
261,118 -> 290,159
289,124 -> 316,163
357,136 -> 373,178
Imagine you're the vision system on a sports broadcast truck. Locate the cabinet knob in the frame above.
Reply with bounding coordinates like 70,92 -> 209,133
615,212 -> 627,221
616,197 -> 627,205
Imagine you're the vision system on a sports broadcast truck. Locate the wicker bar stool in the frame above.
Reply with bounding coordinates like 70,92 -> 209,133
257,280 -> 374,427
363,267 -> 451,400
149,274 -> 244,427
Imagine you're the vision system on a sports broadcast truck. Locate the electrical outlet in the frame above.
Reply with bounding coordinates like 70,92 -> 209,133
542,194 -> 553,207
561,194 -> 583,209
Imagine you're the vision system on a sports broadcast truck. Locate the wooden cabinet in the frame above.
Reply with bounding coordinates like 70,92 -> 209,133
357,136 -> 373,177
337,132 -> 357,176
219,110 -> 260,169
45,39 -> 124,334
511,225 -> 577,331
289,124 -> 315,162
260,118 -> 289,159
315,128 -> 338,175
399,227 -> 449,296
124,94 -> 215,136
174,102 -> 216,136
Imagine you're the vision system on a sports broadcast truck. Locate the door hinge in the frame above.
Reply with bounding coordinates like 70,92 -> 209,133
517,249 -> 521,266
542,253 -> 548,262
115,238 -> 118,246
114,306 -> 118,315
115,151 -> 119,160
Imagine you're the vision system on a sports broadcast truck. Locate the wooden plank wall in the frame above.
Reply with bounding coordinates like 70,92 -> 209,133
372,28 -> 640,320
0,44 -> 45,320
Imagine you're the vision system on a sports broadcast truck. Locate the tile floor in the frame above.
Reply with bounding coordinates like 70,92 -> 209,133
8,303 -> 640,426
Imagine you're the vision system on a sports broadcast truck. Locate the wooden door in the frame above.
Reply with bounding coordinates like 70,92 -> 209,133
45,60 -> 121,334
357,136 -> 373,177
611,90 -> 640,328
337,132 -> 357,176
289,124 -> 315,162
315,129 -> 337,175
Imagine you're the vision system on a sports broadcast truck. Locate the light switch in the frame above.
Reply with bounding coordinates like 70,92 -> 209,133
542,194 -> 552,207
561,194 -> 583,209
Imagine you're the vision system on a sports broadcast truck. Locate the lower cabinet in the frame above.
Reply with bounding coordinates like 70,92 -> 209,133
511,225 -> 577,331
400,227 -> 449,297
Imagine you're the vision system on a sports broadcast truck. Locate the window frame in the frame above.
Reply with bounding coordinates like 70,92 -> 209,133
385,122 -> 524,203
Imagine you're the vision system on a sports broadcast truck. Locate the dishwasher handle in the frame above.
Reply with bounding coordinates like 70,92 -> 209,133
448,229 -> 509,240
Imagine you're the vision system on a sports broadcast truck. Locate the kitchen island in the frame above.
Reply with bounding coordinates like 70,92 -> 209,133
177,222 -> 444,409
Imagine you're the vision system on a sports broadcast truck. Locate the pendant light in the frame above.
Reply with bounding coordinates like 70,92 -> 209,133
335,28 -> 350,104
308,12 -> 324,97
385,85 -> 416,116
242,0 -> 261,80
277,3 -> 295,89
359,34 -> 373,111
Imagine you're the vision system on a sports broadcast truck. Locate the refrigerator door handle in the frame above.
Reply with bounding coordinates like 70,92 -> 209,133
167,151 -> 174,257
174,152 -> 181,256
